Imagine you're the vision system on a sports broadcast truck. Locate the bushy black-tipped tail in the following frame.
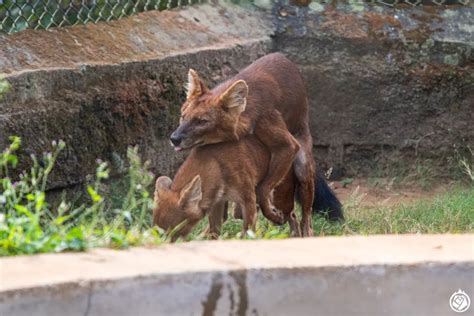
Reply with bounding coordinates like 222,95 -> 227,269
313,173 -> 344,221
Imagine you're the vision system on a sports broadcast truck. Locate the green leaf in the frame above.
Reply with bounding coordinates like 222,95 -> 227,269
54,216 -> 67,226
87,186 -> 102,203
6,154 -> 18,167
35,192 -> 46,212
8,136 -> 20,150
14,204 -> 32,218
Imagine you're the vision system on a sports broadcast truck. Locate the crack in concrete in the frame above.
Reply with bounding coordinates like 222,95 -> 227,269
83,283 -> 93,316
228,283 -> 235,313
202,275 -> 224,316
229,271 -> 248,316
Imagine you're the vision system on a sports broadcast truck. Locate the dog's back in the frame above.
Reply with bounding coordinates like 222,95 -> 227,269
193,136 -> 269,189
154,136 -> 278,238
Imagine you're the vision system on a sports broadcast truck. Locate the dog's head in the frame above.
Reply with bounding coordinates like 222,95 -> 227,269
169,69 -> 248,151
152,175 -> 203,239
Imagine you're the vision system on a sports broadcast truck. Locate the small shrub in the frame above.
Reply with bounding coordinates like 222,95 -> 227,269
1,137 -> 472,256
0,137 -> 164,256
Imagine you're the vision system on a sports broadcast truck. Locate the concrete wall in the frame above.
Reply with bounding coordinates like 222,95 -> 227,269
272,2 -> 473,176
1,235 -> 473,315
0,2 -> 472,191
0,4 -> 273,189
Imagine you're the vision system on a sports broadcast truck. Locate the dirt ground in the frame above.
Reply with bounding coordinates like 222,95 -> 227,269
331,178 -> 452,208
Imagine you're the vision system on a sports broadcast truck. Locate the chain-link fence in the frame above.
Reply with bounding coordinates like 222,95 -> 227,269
1,0 -> 471,34
0,0 -> 204,34
363,0 -> 470,5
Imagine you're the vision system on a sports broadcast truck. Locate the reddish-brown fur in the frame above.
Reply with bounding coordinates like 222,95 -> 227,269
153,136 -> 300,239
170,53 -> 315,236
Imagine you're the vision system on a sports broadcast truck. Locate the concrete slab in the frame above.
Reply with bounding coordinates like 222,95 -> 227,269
1,234 -> 473,315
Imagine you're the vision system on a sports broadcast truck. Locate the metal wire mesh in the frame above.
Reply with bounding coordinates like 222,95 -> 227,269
0,0 -> 204,34
364,0 -> 470,5
1,0 -> 471,34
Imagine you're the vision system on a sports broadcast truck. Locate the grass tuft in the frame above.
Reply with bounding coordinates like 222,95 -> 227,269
328,187 -> 474,235
1,137 -> 472,256
189,186 -> 473,240
0,137 -> 164,256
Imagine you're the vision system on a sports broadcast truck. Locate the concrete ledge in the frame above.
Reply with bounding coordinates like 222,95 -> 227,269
0,4 -> 272,73
1,235 -> 473,315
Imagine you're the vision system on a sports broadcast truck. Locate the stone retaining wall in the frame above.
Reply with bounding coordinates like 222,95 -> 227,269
0,4 -> 273,189
1,2 -> 472,190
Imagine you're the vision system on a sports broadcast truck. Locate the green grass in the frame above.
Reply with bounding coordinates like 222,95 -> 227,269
322,186 -> 473,235
1,137 -> 473,256
186,186 -> 473,240
0,137 -> 165,256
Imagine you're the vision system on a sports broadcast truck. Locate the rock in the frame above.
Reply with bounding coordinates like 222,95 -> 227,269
273,3 -> 473,175
0,4 -> 273,190
0,2 -> 472,193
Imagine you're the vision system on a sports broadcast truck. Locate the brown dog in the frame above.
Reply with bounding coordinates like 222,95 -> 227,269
169,53 -> 318,236
153,136 -> 300,239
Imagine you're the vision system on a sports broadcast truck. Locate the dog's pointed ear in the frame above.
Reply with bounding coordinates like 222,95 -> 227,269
179,175 -> 202,215
154,176 -> 172,201
186,69 -> 208,99
219,80 -> 248,116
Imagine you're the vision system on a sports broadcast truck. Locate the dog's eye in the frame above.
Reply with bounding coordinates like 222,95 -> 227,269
196,118 -> 208,124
